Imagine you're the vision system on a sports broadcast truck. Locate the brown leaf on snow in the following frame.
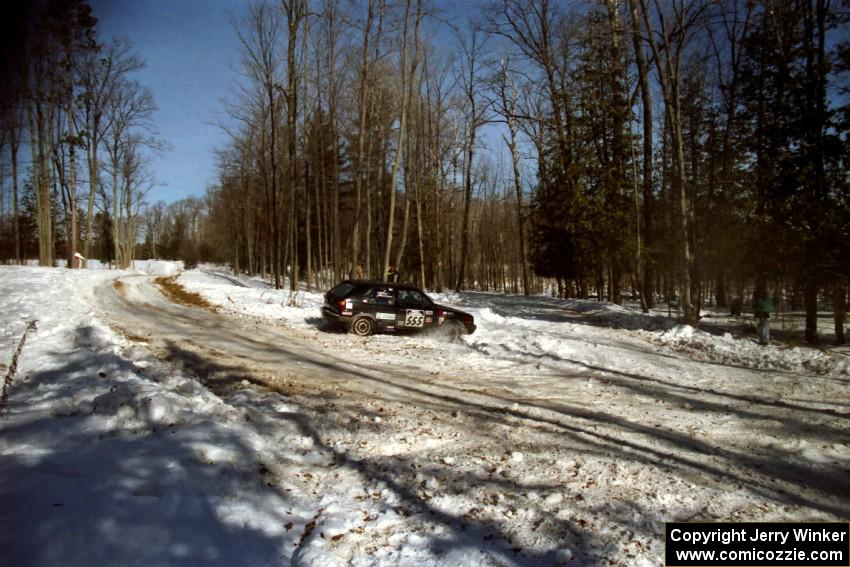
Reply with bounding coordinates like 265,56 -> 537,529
300,520 -> 317,542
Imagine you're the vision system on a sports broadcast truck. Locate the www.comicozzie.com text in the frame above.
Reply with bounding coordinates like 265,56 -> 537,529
669,526 -> 847,546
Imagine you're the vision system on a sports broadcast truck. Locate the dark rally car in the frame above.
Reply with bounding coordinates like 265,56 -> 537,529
322,280 -> 476,337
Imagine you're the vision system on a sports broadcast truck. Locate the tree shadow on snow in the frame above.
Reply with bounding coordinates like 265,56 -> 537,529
159,341 -> 609,566
0,332 -> 296,567
157,334 -> 850,563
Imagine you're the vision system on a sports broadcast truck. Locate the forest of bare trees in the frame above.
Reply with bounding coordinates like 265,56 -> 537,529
0,0 -> 161,271
1,0 -> 849,344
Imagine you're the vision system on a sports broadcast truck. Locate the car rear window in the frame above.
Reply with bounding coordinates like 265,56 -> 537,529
327,282 -> 356,300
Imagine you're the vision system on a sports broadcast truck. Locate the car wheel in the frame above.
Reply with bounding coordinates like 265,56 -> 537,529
350,316 -> 375,337
441,320 -> 464,341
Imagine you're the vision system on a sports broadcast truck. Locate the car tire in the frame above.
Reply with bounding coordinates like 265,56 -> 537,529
350,316 -> 375,337
441,320 -> 464,341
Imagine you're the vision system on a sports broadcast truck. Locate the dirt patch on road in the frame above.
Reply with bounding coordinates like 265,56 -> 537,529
117,329 -> 150,343
155,276 -> 217,312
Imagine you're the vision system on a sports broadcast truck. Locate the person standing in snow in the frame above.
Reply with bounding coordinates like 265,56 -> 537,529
752,295 -> 774,345
387,264 -> 399,282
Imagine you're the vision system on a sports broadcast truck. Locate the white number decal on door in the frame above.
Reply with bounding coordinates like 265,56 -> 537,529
404,309 -> 425,327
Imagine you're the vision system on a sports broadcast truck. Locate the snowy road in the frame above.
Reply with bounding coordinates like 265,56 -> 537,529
92,272 -> 850,565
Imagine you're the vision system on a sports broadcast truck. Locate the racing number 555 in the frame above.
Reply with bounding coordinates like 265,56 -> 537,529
404,309 -> 425,328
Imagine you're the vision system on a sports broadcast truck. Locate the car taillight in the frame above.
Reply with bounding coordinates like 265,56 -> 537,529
461,314 -> 473,324
337,299 -> 346,311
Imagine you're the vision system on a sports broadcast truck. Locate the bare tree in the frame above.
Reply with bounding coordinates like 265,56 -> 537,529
318,0 -> 344,283
382,0 -> 417,281
639,0 -> 705,325
103,78 -> 156,268
488,0 -> 571,172
628,0 -> 654,310
27,21 -> 56,266
235,1 -> 284,288
79,39 -> 143,266
117,133 -> 158,265
455,23 -> 489,291
283,0 -> 306,295
3,84 -> 25,264
350,0 -> 377,278
491,55 -> 530,295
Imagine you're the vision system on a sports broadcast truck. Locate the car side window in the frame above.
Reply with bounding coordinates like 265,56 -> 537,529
398,289 -> 427,308
364,286 -> 395,306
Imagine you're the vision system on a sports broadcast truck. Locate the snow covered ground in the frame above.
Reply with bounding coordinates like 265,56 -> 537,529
1,265 -> 848,567
0,266 -> 340,566
180,267 -> 850,378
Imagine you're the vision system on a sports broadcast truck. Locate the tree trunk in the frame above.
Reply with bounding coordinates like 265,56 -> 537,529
67,128 -> 79,267
630,0 -> 653,309
123,167 -> 134,267
455,124 -> 475,291
414,181 -> 426,289
640,0 -> 696,326
716,273 -> 727,308
803,0 -> 827,344
364,95 -> 378,278
285,0 -> 303,294
84,132 -> 99,264
394,193 -> 411,280
37,108 -> 54,266
350,0 -> 376,277
382,0 -> 413,280
804,264 -> 818,344
322,0 -> 341,283
111,148 -> 121,267
9,121 -> 22,264
455,28 -> 481,292
305,158 -> 312,291
267,80 -> 280,288
314,107 -> 325,287
413,97 -> 427,289
835,281 -> 846,346
64,61 -> 79,268
301,17 -> 312,292
499,63 -> 530,296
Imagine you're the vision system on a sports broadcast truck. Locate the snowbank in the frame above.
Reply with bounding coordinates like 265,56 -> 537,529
656,324 -> 850,375
26,259 -> 185,275
177,269 -> 324,329
136,259 -> 184,276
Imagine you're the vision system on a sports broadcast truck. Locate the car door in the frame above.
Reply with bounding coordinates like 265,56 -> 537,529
420,293 -> 439,329
361,285 -> 398,329
396,288 -> 433,331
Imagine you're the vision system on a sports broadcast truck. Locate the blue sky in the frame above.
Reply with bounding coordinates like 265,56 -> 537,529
86,0 -> 502,205
90,0 -> 250,204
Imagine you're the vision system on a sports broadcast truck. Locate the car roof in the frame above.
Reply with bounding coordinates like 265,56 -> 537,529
345,279 -> 419,290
